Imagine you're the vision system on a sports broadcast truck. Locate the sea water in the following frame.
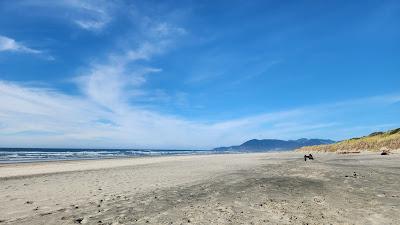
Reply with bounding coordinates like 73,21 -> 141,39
0,148 -> 233,163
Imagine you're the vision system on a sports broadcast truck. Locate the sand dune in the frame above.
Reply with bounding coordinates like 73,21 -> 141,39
0,152 -> 399,225
297,128 -> 400,153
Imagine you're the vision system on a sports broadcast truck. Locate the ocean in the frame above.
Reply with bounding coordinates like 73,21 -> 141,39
0,148 -> 230,163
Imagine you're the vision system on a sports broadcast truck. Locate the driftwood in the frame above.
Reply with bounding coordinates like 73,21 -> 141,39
380,147 -> 390,155
337,151 -> 361,154
381,151 -> 390,155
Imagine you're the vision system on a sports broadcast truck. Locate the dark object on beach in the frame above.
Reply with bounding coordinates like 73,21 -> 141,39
304,154 -> 314,161
381,151 -> 389,155
338,151 -> 361,154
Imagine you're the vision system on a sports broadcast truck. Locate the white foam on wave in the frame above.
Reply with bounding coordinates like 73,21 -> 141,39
0,149 -> 221,163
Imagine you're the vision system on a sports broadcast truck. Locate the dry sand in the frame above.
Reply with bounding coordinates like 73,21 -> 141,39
0,152 -> 399,225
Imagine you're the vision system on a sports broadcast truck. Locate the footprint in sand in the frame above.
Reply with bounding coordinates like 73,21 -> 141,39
39,212 -> 53,216
57,208 -> 67,212
74,217 -> 89,224
313,196 -> 325,204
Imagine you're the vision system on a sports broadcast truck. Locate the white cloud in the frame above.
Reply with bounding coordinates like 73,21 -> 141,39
66,0 -> 113,31
0,79 -> 298,148
76,42 -> 166,110
0,77 -> 399,149
150,22 -> 187,38
75,18 -> 186,110
0,35 -> 41,54
0,27 -> 310,148
16,0 -> 116,31
74,20 -> 108,31
0,35 -> 54,60
0,4 -> 398,149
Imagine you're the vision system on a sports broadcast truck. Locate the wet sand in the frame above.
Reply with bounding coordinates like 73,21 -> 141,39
0,152 -> 399,225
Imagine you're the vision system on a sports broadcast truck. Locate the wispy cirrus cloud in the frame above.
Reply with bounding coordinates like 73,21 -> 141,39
15,0 -> 117,32
62,0 -> 115,31
1,2 -> 399,149
0,35 -> 53,60
0,35 -> 41,54
1,75 -> 399,149
76,19 -> 186,110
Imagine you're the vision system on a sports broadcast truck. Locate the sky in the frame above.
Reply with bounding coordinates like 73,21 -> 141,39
0,0 -> 399,149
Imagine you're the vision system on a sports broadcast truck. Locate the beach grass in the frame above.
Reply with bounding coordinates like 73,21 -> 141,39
298,128 -> 400,153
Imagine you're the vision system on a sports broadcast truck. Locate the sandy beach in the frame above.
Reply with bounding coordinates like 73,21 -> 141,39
0,152 -> 399,225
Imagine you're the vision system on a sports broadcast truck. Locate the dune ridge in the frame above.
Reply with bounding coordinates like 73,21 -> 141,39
297,128 -> 400,153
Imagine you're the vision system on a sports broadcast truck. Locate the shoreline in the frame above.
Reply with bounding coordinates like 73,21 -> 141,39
0,151 -> 292,179
0,149 -> 291,165
0,150 -> 296,167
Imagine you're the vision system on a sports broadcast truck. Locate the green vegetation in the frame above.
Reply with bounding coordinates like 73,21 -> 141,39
297,128 -> 400,153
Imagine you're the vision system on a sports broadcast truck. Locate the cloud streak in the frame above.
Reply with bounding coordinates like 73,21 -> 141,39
0,77 -> 399,149
0,35 -> 40,54
16,0 -> 116,31
76,20 -> 185,110
0,35 -> 53,60
64,0 -> 114,31
0,2 -> 399,149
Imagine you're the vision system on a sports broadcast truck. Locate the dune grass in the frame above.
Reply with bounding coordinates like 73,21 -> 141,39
298,128 -> 400,153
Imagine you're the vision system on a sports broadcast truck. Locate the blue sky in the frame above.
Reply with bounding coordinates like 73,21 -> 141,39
0,0 -> 399,149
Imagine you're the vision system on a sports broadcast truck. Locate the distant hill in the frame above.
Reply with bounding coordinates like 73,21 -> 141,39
297,128 -> 400,153
214,138 -> 335,152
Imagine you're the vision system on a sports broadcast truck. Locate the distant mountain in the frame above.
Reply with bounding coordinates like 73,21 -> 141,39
214,138 -> 335,152
297,128 -> 400,153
